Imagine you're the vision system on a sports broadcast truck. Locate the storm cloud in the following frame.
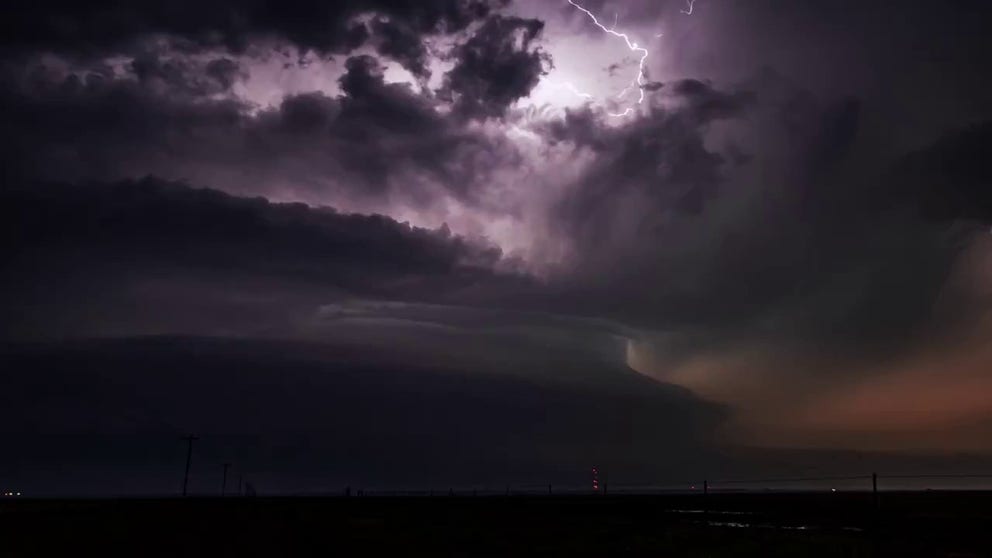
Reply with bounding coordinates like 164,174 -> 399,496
0,0 -> 509,62
4,0 -> 992,493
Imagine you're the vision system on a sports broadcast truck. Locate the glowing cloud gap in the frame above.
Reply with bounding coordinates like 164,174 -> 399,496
567,0 -> 649,117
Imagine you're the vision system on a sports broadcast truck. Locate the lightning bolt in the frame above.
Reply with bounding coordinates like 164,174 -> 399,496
562,82 -> 594,100
681,0 -> 696,15
548,80 -> 595,101
567,0 -> 649,117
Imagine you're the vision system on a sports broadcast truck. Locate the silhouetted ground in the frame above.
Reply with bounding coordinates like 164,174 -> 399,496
2,492 -> 991,556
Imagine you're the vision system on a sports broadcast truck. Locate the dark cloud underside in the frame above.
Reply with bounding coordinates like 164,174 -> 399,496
0,0 -> 509,57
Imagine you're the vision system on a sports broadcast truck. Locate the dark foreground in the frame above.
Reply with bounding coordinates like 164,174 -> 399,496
2,492 -> 991,557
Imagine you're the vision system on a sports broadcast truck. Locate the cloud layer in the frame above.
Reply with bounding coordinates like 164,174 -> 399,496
4,0 -> 992,491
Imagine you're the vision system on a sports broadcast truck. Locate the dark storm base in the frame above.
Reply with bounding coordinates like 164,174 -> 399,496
2,492 -> 990,557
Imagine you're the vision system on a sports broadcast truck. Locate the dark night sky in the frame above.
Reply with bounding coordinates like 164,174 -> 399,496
3,0 -> 992,495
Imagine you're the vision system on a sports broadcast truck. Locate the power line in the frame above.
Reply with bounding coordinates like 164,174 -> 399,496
881,473 -> 992,479
710,475 -> 872,485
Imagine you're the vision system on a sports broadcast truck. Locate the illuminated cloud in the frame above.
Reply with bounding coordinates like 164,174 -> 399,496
3,0 -> 992,492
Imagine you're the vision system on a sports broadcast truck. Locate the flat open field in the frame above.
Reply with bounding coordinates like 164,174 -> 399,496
2,492 -> 991,556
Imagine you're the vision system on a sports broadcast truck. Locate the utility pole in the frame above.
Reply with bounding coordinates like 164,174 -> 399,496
872,472 -> 879,511
238,473 -> 244,496
221,463 -> 231,497
181,434 -> 198,497
703,479 -> 709,518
